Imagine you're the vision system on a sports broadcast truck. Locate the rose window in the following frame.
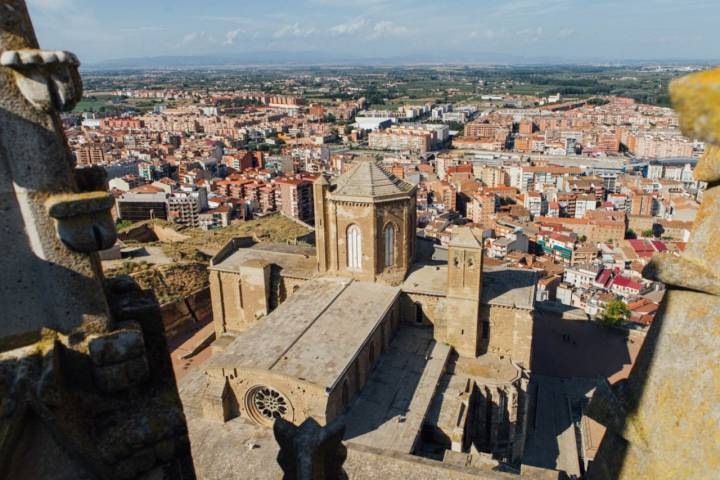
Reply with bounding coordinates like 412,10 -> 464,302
252,387 -> 288,420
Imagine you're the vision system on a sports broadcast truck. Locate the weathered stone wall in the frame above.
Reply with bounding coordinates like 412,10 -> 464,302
332,201 -> 377,281
159,286 -> 211,338
401,292 -> 447,341
472,379 -> 529,464
319,195 -> 414,284
207,368 -> 330,426
374,200 -> 414,285
238,260 -> 271,324
481,305 -> 533,368
210,265 -> 309,337
277,275 -> 309,305
210,270 -> 243,336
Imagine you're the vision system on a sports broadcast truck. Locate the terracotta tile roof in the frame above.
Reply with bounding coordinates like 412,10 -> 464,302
611,275 -> 643,291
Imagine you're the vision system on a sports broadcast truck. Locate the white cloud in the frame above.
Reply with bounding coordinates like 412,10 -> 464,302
329,18 -> 367,35
223,29 -> 243,45
179,31 -> 218,46
516,26 -> 544,42
181,32 -> 199,45
371,21 -> 409,38
272,23 -> 316,39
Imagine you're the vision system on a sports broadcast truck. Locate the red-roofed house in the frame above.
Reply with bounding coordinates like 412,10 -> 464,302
610,275 -> 646,298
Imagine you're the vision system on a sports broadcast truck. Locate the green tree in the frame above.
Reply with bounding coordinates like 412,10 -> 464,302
600,299 -> 630,327
641,229 -> 654,238
116,219 -> 134,231
445,121 -> 464,132
625,229 -> 637,240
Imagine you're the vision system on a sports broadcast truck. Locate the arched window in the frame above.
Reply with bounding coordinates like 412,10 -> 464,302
347,224 -> 362,271
383,223 -> 395,267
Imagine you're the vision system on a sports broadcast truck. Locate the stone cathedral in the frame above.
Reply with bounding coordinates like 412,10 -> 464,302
188,159 -> 537,472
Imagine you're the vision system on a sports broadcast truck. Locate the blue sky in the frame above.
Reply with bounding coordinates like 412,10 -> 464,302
26,0 -> 720,64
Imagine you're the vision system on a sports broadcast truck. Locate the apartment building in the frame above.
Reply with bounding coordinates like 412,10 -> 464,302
116,189 -> 169,222
275,177 -> 315,224
74,145 -> 106,166
468,192 -> 497,225
166,189 -> 208,228
369,128 -> 431,153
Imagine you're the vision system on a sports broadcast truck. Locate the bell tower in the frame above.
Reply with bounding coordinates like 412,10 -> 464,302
445,227 -> 484,357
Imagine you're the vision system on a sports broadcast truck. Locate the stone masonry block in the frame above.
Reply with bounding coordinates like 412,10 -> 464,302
93,356 -> 149,393
88,328 -> 145,366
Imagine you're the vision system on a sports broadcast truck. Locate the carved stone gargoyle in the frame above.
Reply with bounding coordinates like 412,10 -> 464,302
273,417 -> 347,480
0,49 -> 82,112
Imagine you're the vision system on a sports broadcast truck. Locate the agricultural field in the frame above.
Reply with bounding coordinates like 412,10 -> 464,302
78,64 -> 687,111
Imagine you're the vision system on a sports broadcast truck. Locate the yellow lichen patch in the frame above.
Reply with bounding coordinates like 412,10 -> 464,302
670,67 -> 720,144
694,144 -> 720,182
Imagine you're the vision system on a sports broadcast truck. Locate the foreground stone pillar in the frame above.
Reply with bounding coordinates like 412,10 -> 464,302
0,2 -> 195,478
0,0 -> 113,347
586,68 -> 720,479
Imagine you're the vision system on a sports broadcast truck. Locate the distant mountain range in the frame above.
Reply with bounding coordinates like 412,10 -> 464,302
84,51 -> 718,70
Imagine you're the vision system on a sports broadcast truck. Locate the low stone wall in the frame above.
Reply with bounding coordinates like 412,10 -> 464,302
210,236 -> 255,266
119,222 -> 191,244
344,443 -> 516,479
160,286 -> 212,338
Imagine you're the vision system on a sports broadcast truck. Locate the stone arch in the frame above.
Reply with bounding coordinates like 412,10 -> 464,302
347,223 -> 362,271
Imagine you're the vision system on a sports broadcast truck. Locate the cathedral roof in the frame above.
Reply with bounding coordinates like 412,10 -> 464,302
330,160 -> 415,202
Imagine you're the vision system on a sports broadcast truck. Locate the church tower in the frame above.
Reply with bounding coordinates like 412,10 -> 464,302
313,174 -> 331,273
445,227 -> 484,358
314,159 -> 416,285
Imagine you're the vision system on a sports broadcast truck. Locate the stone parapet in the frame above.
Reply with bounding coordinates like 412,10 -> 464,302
586,67 -> 720,479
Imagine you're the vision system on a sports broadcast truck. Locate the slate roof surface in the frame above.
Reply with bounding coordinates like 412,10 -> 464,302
207,277 -> 400,390
331,160 -> 415,200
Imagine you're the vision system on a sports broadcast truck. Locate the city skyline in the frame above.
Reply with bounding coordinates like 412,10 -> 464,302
27,0 -> 720,66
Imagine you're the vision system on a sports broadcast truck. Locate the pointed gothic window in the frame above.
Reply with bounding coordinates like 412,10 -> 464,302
347,224 -> 362,271
384,223 -> 396,267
